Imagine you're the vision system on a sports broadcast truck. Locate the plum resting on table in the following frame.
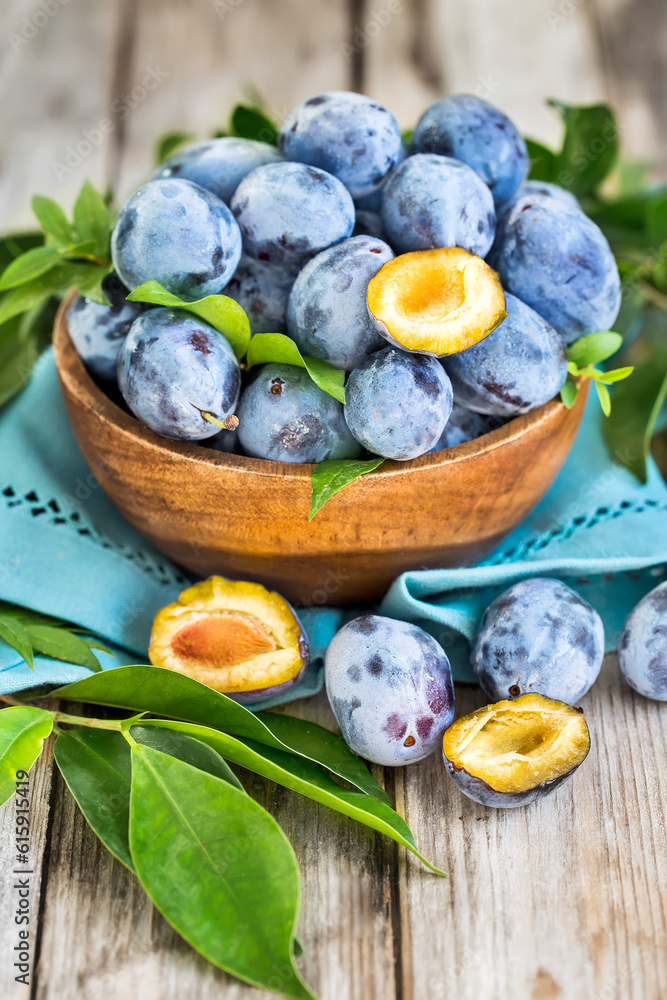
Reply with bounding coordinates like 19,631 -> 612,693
153,136 -> 281,205
117,307 -> 241,441
443,292 -> 568,417
278,91 -> 403,200
287,235 -> 394,371
413,94 -> 528,207
380,153 -> 497,257
230,161 -> 355,266
111,178 -> 242,300
344,347 -> 453,460
325,614 -> 455,766
618,580 -> 667,701
472,577 -> 605,704
236,363 -> 361,464
67,285 -> 143,381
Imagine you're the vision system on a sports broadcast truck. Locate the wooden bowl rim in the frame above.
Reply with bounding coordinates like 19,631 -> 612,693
53,290 -> 574,482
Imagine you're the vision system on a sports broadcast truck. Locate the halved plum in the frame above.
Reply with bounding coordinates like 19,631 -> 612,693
442,693 -> 590,807
366,247 -> 506,357
148,577 -> 309,702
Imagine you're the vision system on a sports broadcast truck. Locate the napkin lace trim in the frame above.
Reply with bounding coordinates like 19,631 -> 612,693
488,497 -> 667,565
2,484 -> 190,590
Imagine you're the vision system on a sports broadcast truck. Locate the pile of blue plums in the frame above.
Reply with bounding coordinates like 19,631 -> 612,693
68,90 -> 621,464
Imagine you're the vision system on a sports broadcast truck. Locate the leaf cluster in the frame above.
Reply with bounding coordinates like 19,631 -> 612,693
0,602 -> 111,672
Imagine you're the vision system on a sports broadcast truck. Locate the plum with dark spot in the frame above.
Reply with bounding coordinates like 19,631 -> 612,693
618,580 -> 667,700
488,193 -> 621,344
67,282 -> 144,381
413,95 -> 528,207
224,255 -> 298,334
153,137 -> 281,204
472,578 -> 605,704
287,235 -> 394,371
230,161 -> 355,266
236,363 -> 361,463
111,178 -> 242,300
443,292 -> 568,417
325,614 -> 454,766
117,307 -> 241,441
501,179 -> 580,216
429,403 -> 500,451
278,91 -> 403,199
380,153 -> 496,257
345,347 -> 453,460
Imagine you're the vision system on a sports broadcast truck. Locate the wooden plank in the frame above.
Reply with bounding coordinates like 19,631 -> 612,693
0,0 -> 123,231
396,654 -> 667,1000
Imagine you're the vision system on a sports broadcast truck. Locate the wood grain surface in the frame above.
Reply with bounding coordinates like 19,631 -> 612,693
1,1 -> 666,998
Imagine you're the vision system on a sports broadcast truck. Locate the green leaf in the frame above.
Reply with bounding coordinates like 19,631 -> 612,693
73,180 -> 111,260
560,376 -> 579,409
0,246 -> 62,290
126,281 -> 250,359
131,725 -> 244,791
401,128 -> 414,148
549,101 -> 619,195
0,262 -> 108,325
568,331 -> 623,368
525,138 -> 556,182
139,720 -> 446,875
310,456 -> 385,519
230,104 -> 279,146
53,729 -> 134,869
246,333 -> 346,402
0,232 -> 43,274
25,624 -> 103,672
0,615 -> 34,669
0,707 -> 53,806
32,195 -> 76,246
595,380 -> 612,416
129,745 -> 316,999
155,131 -> 195,165
596,366 -> 635,384
646,192 -> 667,246
52,665 -> 391,801
603,356 -> 667,482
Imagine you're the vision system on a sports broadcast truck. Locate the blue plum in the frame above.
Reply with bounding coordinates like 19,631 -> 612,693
472,578 -> 605,704
443,292 -> 567,416
236,363 -> 361,463
111,178 -> 242,301
325,614 -> 455,766
502,180 -> 580,216
380,153 -> 496,257
618,580 -> 667,700
231,161 -> 355,266
117,308 -> 241,441
345,347 -> 453,460
286,235 -> 393,371
352,209 -> 387,241
488,194 -> 621,343
153,137 -> 281,204
278,91 -> 403,199
413,95 -> 528,206
224,255 -> 298,334
67,285 -> 143,381
429,403 -> 500,450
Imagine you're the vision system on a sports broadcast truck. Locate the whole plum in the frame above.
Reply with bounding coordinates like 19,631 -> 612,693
236,363 -> 361,463
429,403 -> 500,451
224,255 -> 298,334
380,153 -> 496,257
345,347 -> 453,460
502,179 -> 580,215
279,91 -> 403,199
153,137 -> 281,204
618,580 -> 667,700
443,292 -> 568,416
472,578 -> 605,704
67,288 -> 143,381
117,307 -> 241,441
413,94 -> 528,206
111,178 -> 242,300
230,161 -> 355,266
287,235 -> 393,371
325,614 -> 455,766
488,194 -> 621,343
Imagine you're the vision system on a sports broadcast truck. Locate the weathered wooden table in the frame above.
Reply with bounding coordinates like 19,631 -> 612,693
1,1 -> 666,997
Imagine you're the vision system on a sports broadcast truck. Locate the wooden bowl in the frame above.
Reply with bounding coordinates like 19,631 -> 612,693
53,294 -> 587,605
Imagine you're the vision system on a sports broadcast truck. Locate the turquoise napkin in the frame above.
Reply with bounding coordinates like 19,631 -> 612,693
1,349 -> 666,703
